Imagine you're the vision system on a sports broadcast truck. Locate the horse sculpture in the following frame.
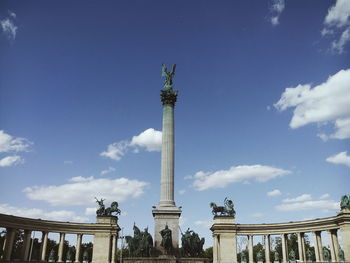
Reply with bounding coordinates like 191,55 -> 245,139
181,228 -> 205,257
125,223 -> 153,257
95,198 -> 121,216
210,197 -> 236,217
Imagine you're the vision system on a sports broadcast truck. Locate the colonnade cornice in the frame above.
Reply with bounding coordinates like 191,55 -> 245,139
211,211 -> 350,235
0,213 -> 120,235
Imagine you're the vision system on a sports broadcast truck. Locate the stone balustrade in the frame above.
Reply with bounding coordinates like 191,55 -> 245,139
211,208 -> 350,263
0,213 -> 120,263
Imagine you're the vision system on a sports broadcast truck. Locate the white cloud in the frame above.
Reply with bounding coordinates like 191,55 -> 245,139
324,0 -> 350,28
0,18 -> 17,40
322,0 -> 350,54
267,189 -> 282,197
100,128 -> 162,161
100,166 -> 116,175
0,203 -> 88,222
0,155 -> 22,167
24,176 -> 149,206
282,194 -> 312,203
320,193 -> 330,199
100,141 -> 128,161
191,165 -> 291,191
276,200 -> 339,212
274,69 -> 350,139
194,220 -> 212,228
0,130 -> 32,153
8,10 -> 16,19
130,128 -> 162,152
179,216 -> 187,228
270,0 -> 285,26
64,160 -> 73,165
331,27 -> 350,54
326,151 -> 350,167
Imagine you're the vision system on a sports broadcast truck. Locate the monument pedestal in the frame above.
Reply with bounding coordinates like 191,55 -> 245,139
92,216 -> 119,263
152,206 -> 182,249
211,216 -> 237,263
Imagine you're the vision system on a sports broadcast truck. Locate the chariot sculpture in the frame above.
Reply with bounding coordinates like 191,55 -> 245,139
210,197 -> 236,217
95,197 -> 121,216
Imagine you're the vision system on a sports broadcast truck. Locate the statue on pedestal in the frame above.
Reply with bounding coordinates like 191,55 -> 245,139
210,197 -> 236,217
48,248 -> 56,262
162,64 -> 176,90
340,195 -> 350,210
125,223 -> 153,257
274,250 -> 280,261
181,228 -> 205,257
95,197 -> 121,216
160,224 -> 172,254
323,247 -> 331,261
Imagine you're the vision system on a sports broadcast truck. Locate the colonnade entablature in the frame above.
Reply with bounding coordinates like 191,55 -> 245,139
0,213 -> 120,263
211,206 -> 350,263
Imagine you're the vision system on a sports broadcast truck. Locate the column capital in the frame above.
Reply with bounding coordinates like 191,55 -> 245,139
161,89 -> 177,106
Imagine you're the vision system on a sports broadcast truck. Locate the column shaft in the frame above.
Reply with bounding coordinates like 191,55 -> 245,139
111,234 -> 117,263
328,230 -> 336,262
313,232 -> 321,262
75,234 -> 83,263
41,231 -> 48,261
265,234 -> 271,263
22,230 -> 32,261
316,231 -> 323,261
331,230 -> 340,262
297,232 -> 304,261
3,228 -> 16,261
248,235 -> 254,263
58,232 -> 65,262
301,232 -> 306,261
160,104 -> 175,206
213,234 -> 219,263
281,234 -> 288,263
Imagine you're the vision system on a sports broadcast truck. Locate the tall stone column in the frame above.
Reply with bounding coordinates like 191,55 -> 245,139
301,233 -> 306,261
41,231 -> 48,261
328,230 -> 337,262
153,64 -> 181,249
21,229 -> 32,261
75,234 -> 83,263
3,227 -> 16,261
331,230 -> 340,262
248,235 -> 254,263
313,231 -> 321,262
265,234 -> 271,263
58,232 -> 65,262
111,234 -> 117,263
297,232 -> 304,262
281,234 -> 288,263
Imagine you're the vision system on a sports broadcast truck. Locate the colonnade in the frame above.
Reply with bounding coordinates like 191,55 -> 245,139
234,229 -> 340,263
211,208 -> 350,263
0,214 -> 120,263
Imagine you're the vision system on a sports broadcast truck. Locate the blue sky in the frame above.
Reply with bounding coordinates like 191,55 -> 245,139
0,0 -> 349,248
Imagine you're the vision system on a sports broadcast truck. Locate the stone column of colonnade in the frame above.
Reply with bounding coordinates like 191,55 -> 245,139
313,231 -> 322,262
265,234 -> 271,263
21,229 -> 32,261
297,232 -> 304,262
58,232 -> 66,262
41,231 -> 49,261
281,233 -> 288,263
3,227 -> 16,261
75,233 -> 83,262
248,235 -> 253,263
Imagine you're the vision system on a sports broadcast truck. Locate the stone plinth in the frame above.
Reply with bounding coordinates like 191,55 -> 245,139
211,216 -> 237,263
92,216 -> 119,263
153,206 -> 182,249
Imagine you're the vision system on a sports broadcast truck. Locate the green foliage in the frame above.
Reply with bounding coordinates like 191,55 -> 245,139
202,246 -> 213,258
